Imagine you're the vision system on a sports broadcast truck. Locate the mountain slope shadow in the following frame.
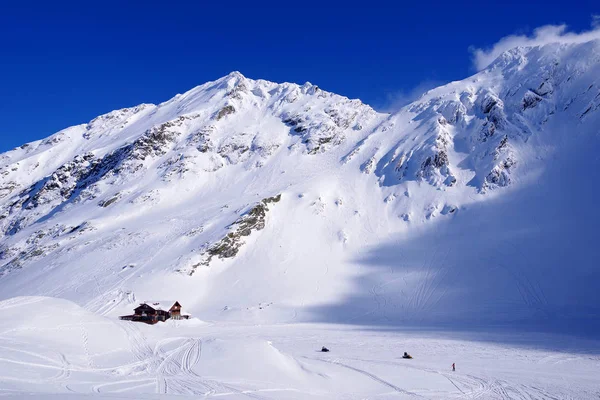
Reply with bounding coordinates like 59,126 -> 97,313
306,133 -> 600,343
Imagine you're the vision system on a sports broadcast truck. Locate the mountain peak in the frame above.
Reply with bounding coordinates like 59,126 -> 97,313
225,70 -> 245,80
217,70 -> 248,87
0,42 -> 599,338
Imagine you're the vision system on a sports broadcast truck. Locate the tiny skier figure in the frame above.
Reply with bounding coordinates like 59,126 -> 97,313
321,346 -> 330,352
452,363 -> 455,372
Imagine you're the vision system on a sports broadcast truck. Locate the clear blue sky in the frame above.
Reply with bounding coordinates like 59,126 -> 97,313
0,0 -> 597,152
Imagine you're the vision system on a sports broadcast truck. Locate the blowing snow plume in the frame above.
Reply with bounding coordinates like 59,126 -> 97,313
471,19 -> 600,70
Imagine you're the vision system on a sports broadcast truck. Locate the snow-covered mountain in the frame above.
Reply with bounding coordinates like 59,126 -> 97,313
1,40 -> 600,332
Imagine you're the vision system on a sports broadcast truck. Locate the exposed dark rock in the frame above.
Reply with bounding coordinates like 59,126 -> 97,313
215,105 -> 236,120
226,82 -> 248,100
3,117 -> 187,235
484,156 -> 515,190
433,151 -> 448,168
361,156 -> 376,174
478,93 -> 508,142
65,222 -> 94,235
186,194 -> 281,275
533,80 -> 554,96
283,115 -> 308,134
0,243 -> 60,278
0,181 -> 18,199
23,153 -> 95,210
441,204 -> 458,215
324,108 -> 356,129
98,193 -> 121,208
186,127 -> 215,153
41,133 -> 66,146
308,136 -> 334,155
523,91 -> 543,110
482,96 -> 498,114
498,135 -> 508,150
445,176 -> 457,186
420,151 -> 448,172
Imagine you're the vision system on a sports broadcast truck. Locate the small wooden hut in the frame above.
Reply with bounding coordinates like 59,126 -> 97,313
120,301 -> 189,324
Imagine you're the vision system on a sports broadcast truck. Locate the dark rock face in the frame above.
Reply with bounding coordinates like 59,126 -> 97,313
0,117 -> 189,235
433,151 -> 449,169
186,194 -> 281,275
0,221 -> 95,277
283,115 -> 307,133
522,91 -> 543,110
480,96 -> 507,142
226,82 -> 248,100
24,153 -> 96,210
420,151 -> 446,172
417,149 -> 453,186
484,156 -> 515,189
282,101 -> 368,155
98,193 -> 122,208
0,243 -> 59,277
215,105 -> 236,120
0,181 -> 18,199
186,126 -> 215,153
481,97 -> 497,114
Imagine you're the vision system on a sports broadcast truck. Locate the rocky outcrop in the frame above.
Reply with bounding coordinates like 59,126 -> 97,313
522,91 -> 543,110
0,221 -> 95,277
185,194 -> 281,275
0,181 -> 18,199
0,116 -> 193,235
484,157 -> 515,189
24,153 -> 96,210
215,105 -> 236,120
281,99 -> 375,155
479,93 -> 507,142
98,192 -> 122,207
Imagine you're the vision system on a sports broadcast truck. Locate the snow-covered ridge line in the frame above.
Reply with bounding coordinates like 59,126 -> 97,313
0,40 -> 599,334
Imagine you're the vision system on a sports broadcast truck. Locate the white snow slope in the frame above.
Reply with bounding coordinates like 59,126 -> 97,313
1,40 -> 600,399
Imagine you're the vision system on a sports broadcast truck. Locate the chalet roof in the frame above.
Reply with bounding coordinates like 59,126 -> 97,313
138,301 -> 182,312
134,303 -> 156,310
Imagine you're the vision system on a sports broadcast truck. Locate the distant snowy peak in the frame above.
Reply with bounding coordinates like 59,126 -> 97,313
2,41 -> 599,203
0,72 -> 382,239
362,39 -> 600,192
3,73 -> 373,162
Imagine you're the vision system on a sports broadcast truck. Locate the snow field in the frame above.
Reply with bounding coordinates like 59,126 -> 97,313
0,297 -> 599,399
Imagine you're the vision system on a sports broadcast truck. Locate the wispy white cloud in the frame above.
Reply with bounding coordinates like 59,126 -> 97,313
471,18 -> 600,70
376,80 -> 445,113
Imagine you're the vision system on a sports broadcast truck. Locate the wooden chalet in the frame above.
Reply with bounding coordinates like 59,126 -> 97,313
120,301 -> 189,324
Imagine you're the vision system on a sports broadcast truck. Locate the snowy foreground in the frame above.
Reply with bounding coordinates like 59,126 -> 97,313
1,297 -> 599,399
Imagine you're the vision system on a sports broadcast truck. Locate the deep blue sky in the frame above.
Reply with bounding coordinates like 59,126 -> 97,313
0,0 -> 597,152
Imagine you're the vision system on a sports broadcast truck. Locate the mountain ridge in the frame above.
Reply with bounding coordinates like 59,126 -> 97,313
1,39 -> 599,332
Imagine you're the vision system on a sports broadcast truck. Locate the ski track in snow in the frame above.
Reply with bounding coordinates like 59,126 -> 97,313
112,324 -> 271,398
0,320 -> 598,399
332,355 -> 577,400
304,355 -> 424,397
